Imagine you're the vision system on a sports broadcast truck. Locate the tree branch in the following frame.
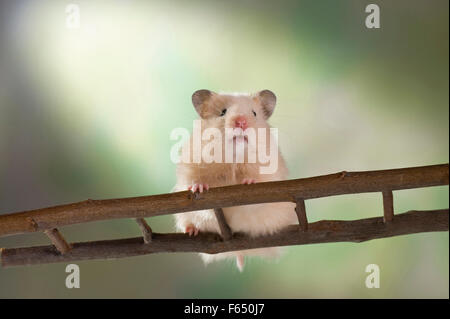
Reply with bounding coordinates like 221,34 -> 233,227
135,218 -> 152,243
213,208 -> 232,240
0,164 -> 448,268
1,209 -> 447,268
43,228 -> 71,254
0,164 -> 448,238
294,199 -> 308,231
382,190 -> 394,223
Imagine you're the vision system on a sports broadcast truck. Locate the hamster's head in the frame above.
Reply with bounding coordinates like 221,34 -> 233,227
191,89 -> 277,141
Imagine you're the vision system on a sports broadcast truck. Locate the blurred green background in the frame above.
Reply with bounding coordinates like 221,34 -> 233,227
0,0 -> 448,298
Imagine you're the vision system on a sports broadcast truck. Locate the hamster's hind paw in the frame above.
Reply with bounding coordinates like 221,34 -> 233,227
241,178 -> 256,185
188,183 -> 209,193
185,224 -> 199,237
236,255 -> 245,272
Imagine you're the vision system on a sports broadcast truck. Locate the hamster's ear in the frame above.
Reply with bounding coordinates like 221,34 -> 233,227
257,90 -> 277,118
192,89 -> 214,118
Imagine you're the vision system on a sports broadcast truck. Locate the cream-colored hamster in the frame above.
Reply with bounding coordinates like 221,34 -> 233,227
173,89 -> 297,271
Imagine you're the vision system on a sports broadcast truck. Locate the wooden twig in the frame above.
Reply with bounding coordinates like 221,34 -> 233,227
0,164 -> 447,238
213,208 -> 232,240
43,228 -> 71,254
382,191 -> 394,223
1,209 -> 447,267
135,218 -> 152,243
294,199 -> 308,231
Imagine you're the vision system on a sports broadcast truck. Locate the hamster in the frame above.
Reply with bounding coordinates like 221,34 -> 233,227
173,89 -> 298,271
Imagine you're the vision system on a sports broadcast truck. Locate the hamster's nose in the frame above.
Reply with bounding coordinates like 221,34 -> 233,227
234,116 -> 248,130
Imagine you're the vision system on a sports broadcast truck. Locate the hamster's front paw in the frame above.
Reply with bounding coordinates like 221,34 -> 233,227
184,224 -> 199,236
241,178 -> 256,185
188,183 -> 209,193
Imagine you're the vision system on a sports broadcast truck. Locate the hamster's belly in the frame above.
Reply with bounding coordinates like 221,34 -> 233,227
223,202 -> 297,237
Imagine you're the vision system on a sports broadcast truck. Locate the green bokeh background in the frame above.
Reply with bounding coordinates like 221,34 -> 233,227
0,0 -> 448,298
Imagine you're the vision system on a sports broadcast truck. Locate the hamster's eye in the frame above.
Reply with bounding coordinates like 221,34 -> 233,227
252,110 -> 257,117
220,109 -> 227,117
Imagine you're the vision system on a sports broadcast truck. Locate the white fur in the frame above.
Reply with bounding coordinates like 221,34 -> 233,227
173,184 -> 298,271
173,91 -> 297,271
